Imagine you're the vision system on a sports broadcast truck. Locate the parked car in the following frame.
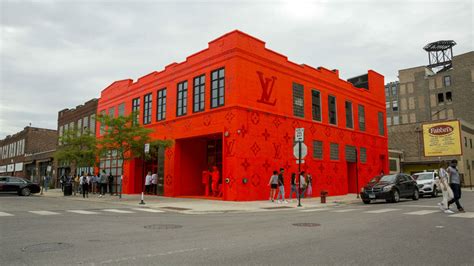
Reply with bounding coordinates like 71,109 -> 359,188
412,171 -> 441,197
360,174 -> 419,204
0,176 -> 41,196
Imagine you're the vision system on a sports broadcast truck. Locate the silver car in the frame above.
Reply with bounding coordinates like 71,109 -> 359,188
413,171 -> 441,197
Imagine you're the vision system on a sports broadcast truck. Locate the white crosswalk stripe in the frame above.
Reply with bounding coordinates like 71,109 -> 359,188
364,208 -> 400,214
331,209 -> 358,213
29,211 -> 60,216
67,210 -> 99,215
132,208 -> 165,213
102,209 -> 135,214
300,208 -> 332,212
0,211 -> 14,217
404,210 -> 439,215
449,212 -> 474,218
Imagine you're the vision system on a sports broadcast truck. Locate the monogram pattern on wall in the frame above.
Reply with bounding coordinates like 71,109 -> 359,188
251,173 -> 261,187
256,71 -> 277,106
251,112 -> 260,125
250,142 -> 261,156
225,111 -> 235,123
225,139 -> 235,157
262,129 -> 270,141
241,158 -> 250,171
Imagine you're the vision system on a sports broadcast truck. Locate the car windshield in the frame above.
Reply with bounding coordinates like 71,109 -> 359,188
413,173 -> 433,180
369,174 -> 397,183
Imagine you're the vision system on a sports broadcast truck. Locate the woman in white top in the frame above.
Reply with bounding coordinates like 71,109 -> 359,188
268,170 -> 279,202
437,162 -> 454,213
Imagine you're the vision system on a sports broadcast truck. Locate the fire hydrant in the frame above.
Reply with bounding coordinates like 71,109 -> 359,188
320,190 -> 328,203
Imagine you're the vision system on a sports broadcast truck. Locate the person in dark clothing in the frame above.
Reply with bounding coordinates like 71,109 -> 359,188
108,173 -> 114,195
276,168 -> 288,203
447,160 -> 465,213
288,173 -> 299,200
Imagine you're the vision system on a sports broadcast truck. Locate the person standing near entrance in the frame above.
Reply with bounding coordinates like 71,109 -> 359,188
268,170 -> 279,202
288,173 -> 299,200
211,166 -> 221,197
108,173 -> 114,196
43,175 -> 50,192
276,168 -> 288,203
447,160 -> 465,213
298,171 -> 307,198
80,172 -> 89,198
99,170 -> 107,197
306,173 -> 313,197
145,171 -> 152,194
151,173 -> 158,195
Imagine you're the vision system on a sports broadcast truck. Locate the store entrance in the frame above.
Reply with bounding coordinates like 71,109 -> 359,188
143,146 -> 165,196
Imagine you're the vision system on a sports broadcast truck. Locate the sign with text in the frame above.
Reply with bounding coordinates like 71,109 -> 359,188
422,120 -> 462,157
295,128 -> 304,142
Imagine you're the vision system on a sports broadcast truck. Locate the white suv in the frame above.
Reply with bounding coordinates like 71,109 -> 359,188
412,171 -> 441,198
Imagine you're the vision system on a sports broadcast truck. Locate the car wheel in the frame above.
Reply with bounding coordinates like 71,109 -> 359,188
432,186 -> 438,198
392,190 -> 400,203
412,189 -> 419,200
362,199 -> 371,204
21,187 -> 31,196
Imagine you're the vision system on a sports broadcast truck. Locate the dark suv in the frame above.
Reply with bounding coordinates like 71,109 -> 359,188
360,174 -> 419,204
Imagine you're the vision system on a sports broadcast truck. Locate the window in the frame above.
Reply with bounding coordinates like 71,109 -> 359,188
389,159 -> 398,172
83,116 -> 89,132
386,117 -> 392,126
360,147 -> 367,163
177,81 -> 188,116
293,83 -> 304,118
99,110 -> 106,135
193,74 -> 205,113
90,114 -> 96,134
118,103 -> 125,116
77,119 -> 82,135
345,145 -> 356,162
470,139 -> 473,149
328,95 -> 337,125
358,105 -> 365,131
211,68 -> 225,108
393,116 -> 399,125
465,137 -> 468,147
446,92 -> 452,102
156,88 -> 167,121
311,90 -> 321,121
143,93 -> 152,125
330,143 -> 339,160
386,102 -> 390,109
313,141 -> 323,159
378,112 -> 385,136
391,86 -> 397,97
345,101 -> 353,128
392,101 -> 398,112
132,97 -> 140,125
444,76 -> 451,87
385,87 -> 390,98
108,107 -> 115,118
437,93 -> 444,104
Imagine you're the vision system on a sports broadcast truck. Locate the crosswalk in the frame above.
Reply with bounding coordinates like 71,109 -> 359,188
0,208 -> 166,217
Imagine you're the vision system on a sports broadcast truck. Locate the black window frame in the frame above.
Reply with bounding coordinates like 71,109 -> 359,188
156,88 -> 167,121
176,81 -> 188,117
438,93 -> 444,103
358,104 -> 366,132
132,97 -> 140,125
378,111 -> 385,136
293,83 -> 304,118
446,91 -> 452,102
330,143 -> 339,161
328,95 -> 337,125
143,93 -> 152,125
345,101 -> 353,129
211,68 -> 225,109
312,140 -> 323,159
193,74 -> 205,113
311,90 -> 322,122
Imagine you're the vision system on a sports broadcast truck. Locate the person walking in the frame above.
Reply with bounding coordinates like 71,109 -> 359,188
447,160 -> 465,213
60,174 -> 66,192
298,171 -> 307,198
80,172 -> 89,198
99,170 -> 107,197
151,173 -> 158,195
268,170 -> 279,202
43,175 -> 50,192
288,173 -> 299,201
145,171 -> 152,194
437,161 -> 454,213
74,174 -> 80,196
306,174 -> 313,197
108,173 -> 114,196
276,168 -> 288,203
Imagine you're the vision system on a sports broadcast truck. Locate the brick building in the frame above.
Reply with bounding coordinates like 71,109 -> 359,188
97,30 -> 388,200
0,126 -> 57,183
56,99 -> 98,179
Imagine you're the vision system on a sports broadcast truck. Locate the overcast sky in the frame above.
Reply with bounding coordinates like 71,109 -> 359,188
0,0 -> 472,138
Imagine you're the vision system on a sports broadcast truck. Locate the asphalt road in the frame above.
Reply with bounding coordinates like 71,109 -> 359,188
1,191 -> 473,265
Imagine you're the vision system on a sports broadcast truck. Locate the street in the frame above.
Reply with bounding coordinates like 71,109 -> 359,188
1,191 -> 473,265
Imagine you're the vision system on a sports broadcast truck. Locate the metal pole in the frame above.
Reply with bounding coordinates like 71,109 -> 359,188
297,141 -> 302,207
139,157 -> 145,205
356,149 -> 359,198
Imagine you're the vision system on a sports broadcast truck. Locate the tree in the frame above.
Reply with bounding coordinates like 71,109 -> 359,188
96,112 -> 172,177
54,128 -> 97,177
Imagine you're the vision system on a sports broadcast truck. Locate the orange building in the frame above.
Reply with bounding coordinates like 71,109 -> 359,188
97,30 -> 388,201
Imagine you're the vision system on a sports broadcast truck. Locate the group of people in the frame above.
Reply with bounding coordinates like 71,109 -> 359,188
60,170 -> 119,198
437,159 -> 465,213
268,168 -> 312,203
144,171 -> 159,195
202,166 -> 221,197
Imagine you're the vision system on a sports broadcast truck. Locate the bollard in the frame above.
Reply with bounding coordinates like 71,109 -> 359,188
320,190 -> 328,203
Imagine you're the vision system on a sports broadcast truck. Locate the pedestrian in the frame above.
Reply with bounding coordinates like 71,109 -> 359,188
298,171 -> 307,198
276,168 -> 288,203
211,166 -> 221,197
80,172 -> 89,198
145,171 -> 152,194
43,175 -> 50,192
91,173 -> 98,194
268,170 -> 279,202
151,173 -> 158,195
87,172 -> 93,194
288,173 -> 299,200
108,173 -> 114,195
99,170 -> 107,197
437,161 -> 454,213
306,174 -> 313,197
60,174 -> 66,192
74,174 -> 80,196
447,160 -> 465,213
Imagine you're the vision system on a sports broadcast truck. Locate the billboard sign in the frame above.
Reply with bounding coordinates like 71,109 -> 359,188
423,120 -> 462,157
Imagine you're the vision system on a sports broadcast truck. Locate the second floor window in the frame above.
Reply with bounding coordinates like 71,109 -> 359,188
132,97 -> 140,125
118,103 -> 125,116
156,88 -> 167,121
312,90 -> 321,121
328,95 -> 337,125
193,74 -> 205,112
293,83 -> 304,118
345,101 -> 353,128
358,104 -> 365,131
444,76 -> 451,87
211,68 -> 225,108
177,81 -> 188,117
143,93 -> 152,125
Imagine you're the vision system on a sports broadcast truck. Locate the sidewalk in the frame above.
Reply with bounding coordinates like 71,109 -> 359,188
41,189 -> 361,214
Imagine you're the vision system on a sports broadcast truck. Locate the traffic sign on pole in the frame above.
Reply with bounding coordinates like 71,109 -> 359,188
295,128 -> 304,142
293,143 -> 307,159
144,143 -> 150,154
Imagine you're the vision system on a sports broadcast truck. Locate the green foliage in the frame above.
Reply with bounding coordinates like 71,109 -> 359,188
54,128 -> 97,176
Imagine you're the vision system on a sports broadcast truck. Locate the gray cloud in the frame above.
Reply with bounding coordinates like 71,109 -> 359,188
1,0 -> 472,138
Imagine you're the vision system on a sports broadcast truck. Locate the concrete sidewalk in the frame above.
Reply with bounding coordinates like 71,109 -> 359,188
40,189 -> 361,214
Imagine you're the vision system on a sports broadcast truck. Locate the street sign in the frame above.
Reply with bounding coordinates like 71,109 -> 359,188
295,128 -> 304,142
293,143 -> 308,159
296,160 -> 305,164
144,143 -> 150,154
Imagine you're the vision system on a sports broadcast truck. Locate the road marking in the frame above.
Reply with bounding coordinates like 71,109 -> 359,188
132,208 -> 165,213
404,210 -> 439,215
0,211 -> 14,217
29,211 -> 60,216
449,212 -> 474,218
300,208 -> 332,212
331,209 -> 358,213
102,209 -> 135,214
67,210 -> 99,215
364,208 -> 400,214
398,205 -> 439,208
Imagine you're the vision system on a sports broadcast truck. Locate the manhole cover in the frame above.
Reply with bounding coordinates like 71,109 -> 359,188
261,206 -> 293,210
162,206 -> 191,211
22,242 -> 73,253
292,223 -> 321,227
144,224 -> 183,230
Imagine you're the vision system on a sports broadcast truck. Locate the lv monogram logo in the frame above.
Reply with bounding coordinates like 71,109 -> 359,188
256,71 -> 277,106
